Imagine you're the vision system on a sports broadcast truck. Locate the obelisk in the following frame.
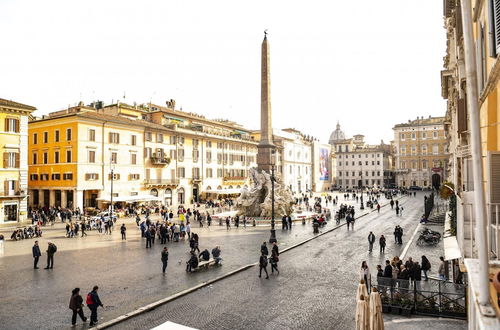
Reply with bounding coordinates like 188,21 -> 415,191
257,31 -> 275,173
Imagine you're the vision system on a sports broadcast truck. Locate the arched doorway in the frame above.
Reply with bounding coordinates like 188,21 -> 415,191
164,188 -> 172,206
432,174 -> 441,190
192,184 -> 199,203
177,187 -> 185,205
150,188 -> 158,197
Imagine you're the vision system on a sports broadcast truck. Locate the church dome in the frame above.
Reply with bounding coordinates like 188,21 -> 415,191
329,122 -> 345,144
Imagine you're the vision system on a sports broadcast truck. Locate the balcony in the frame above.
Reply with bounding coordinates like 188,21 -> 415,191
150,156 -> 171,165
144,179 -> 179,186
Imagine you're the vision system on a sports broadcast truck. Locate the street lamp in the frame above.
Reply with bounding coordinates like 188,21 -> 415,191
109,160 -> 115,217
269,164 -> 277,243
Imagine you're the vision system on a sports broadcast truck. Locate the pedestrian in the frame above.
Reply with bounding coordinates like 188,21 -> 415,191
360,261 -> 371,289
270,242 -> 280,275
260,241 -> 268,256
69,288 -> 87,326
161,247 -> 169,274
393,226 -> 399,243
390,199 -> 394,209
226,217 -> 230,230
376,203 -> 380,213
0,234 -> 4,257
400,206 -> 404,216
44,241 -> 57,269
120,224 -> 126,240
145,228 -> 152,248
414,261 -> 422,290
367,232 -> 375,253
81,221 -> 87,237
438,256 -> 446,281
379,235 -> 386,253
186,251 -> 198,273
421,255 -> 431,281
212,246 -> 222,264
186,222 -> 191,239
258,252 -> 269,279
395,205 -> 399,216
32,240 -> 42,269
282,215 -> 288,230
86,286 -> 103,327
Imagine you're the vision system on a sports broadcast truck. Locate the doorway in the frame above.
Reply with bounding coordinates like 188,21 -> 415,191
432,173 -> 441,190
192,184 -> 199,203
4,203 -> 18,222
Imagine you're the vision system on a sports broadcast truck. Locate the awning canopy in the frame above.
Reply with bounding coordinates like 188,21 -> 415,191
203,188 -> 242,195
96,194 -> 162,203
444,236 -> 462,261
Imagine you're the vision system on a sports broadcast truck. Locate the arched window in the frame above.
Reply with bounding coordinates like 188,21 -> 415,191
177,187 -> 185,204
150,189 -> 158,197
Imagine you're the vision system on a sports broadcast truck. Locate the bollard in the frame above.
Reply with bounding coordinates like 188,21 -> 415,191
302,218 -> 306,225
253,219 -> 256,227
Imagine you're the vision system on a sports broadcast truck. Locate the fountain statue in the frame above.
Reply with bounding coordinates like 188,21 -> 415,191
236,168 -> 295,217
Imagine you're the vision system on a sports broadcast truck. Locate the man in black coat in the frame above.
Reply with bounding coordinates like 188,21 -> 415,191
87,286 -> 103,327
32,241 -> 41,269
145,229 -> 152,248
260,242 -> 268,256
383,259 -> 393,287
44,242 -> 57,269
367,232 -> 375,252
287,215 -> 292,229
281,215 -> 288,230
161,247 -> 169,273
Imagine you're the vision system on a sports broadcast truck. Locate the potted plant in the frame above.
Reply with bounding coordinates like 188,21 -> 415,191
381,295 -> 391,313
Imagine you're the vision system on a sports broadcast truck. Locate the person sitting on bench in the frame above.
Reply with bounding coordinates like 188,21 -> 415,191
199,249 -> 210,261
212,246 -> 222,264
186,252 -> 198,272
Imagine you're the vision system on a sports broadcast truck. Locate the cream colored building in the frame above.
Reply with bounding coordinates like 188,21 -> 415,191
0,98 -> 36,224
393,116 -> 448,189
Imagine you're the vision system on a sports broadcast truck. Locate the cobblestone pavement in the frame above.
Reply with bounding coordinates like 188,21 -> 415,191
108,193 -> 466,330
0,192 -> 390,330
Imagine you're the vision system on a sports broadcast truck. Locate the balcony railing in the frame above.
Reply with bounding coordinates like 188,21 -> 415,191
150,156 -> 171,165
223,176 -> 246,182
144,179 -> 179,186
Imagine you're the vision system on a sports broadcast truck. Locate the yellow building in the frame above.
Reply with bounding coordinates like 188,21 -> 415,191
392,117 -> 448,189
0,98 -> 36,225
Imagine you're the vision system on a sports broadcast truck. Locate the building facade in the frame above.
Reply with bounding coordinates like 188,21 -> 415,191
0,98 -> 36,224
392,117 -> 448,189
28,101 -> 258,211
330,123 -> 393,189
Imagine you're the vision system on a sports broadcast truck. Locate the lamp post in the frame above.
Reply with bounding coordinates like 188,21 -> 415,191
269,164 -> 277,243
110,162 -> 115,217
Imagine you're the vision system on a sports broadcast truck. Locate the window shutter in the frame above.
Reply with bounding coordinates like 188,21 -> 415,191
457,98 -> 467,134
109,132 -> 112,143
14,180 -> 19,193
85,173 -> 89,180
4,181 -> 8,195
5,118 -> 10,132
15,153 -> 20,168
490,153 -> 500,203
3,152 -> 8,168
116,174 -> 120,180
108,174 -> 112,180
15,119 -> 19,133
493,0 -> 500,55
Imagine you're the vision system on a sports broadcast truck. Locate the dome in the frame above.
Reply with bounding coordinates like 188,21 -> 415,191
329,122 -> 345,144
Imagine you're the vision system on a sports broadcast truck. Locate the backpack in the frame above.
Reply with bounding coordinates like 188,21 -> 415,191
86,293 -> 93,305
52,244 -> 57,253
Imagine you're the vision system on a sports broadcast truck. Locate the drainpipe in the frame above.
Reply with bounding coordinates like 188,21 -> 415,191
460,0 -> 491,309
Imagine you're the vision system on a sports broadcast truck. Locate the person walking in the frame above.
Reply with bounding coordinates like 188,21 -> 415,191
390,199 -> 394,209
376,203 -> 380,213
367,232 -> 375,253
438,256 -> 446,281
87,286 -> 103,327
69,288 -> 87,326
161,247 -> 169,274
270,242 -> 280,275
145,228 -> 152,248
360,261 -> 371,289
120,224 -> 126,240
81,221 -> 87,237
379,235 -> 386,253
44,242 -> 57,269
186,222 -> 191,239
259,252 -> 269,279
421,255 -> 431,281
287,215 -> 292,229
260,242 -> 268,256
32,240 -> 42,269
225,217 -> 230,230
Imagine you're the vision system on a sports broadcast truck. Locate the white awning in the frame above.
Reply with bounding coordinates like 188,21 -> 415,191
444,236 -> 462,261
203,188 -> 242,195
96,194 -> 162,202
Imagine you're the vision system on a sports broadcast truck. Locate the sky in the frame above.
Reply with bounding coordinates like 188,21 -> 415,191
0,0 -> 446,144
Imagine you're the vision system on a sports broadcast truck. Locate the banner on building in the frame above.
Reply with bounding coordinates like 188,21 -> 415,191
319,148 -> 329,181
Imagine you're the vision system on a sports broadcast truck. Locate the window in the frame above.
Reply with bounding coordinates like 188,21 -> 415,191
432,144 -> 439,155
32,153 -> 37,165
422,144 -> 427,155
206,141 -> 212,148
206,168 -> 213,178
30,174 -> 39,181
372,171 -> 375,176
170,149 -> 176,160
178,149 -> 185,161
66,150 -> 72,163
88,151 -> 96,163
401,161 -> 406,169
400,133 -> 405,140
89,129 -> 96,142
411,161 -> 417,169
217,168 -> 223,178
157,133 -> 164,143
54,130 -> 60,142
192,167 -> 200,179
352,161 -> 355,166
108,173 -> 120,180
43,131 -> 48,143
43,152 -> 48,164
51,173 -> 61,180
54,151 -> 59,163
3,152 -> 19,168
411,145 -> 416,155
206,151 -> 212,162
5,118 -> 19,133
129,174 -> 140,180
178,167 -> 185,178
193,139 -> 199,148
401,146 -> 406,155
40,174 -> 49,181
63,173 -> 73,180
33,133 -> 38,144
131,153 -> 137,165
422,132 -> 427,139
377,171 -> 380,176
339,161 -> 342,166
111,152 -> 117,164
131,135 -> 137,146
346,171 -> 349,177
85,173 -> 99,180
339,171 -> 343,176
365,161 -> 368,165
109,132 -> 120,144
433,131 -> 438,139
66,128 -> 72,141
371,161 -> 375,165
358,161 -> 362,165
170,136 -> 177,145
422,160 -> 428,169
377,161 -> 380,165
411,133 -> 416,140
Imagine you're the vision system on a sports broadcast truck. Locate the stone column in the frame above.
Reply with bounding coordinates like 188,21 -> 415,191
61,190 -> 67,208
38,189 -> 44,207
49,190 -> 55,207
76,190 -> 84,212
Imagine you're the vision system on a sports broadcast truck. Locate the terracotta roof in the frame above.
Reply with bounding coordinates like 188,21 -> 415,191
0,98 -> 36,111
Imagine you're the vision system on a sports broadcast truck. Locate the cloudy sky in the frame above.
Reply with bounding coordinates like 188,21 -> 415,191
0,0 -> 445,144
